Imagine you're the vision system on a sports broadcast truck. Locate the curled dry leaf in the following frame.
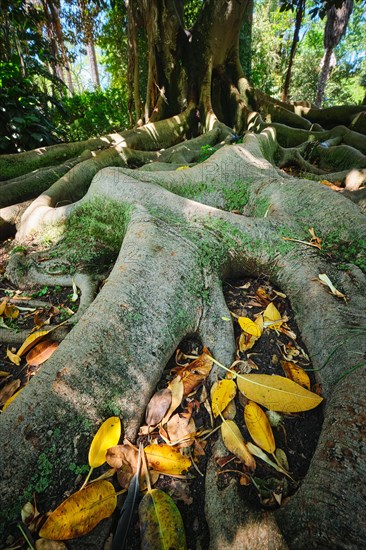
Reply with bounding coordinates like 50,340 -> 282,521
237,374 -> 323,413
263,303 -> 283,330
88,417 -> 122,469
244,401 -> 276,454
172,347 -> 213,396
39,481 -> 116,540
280,360 -> 310,389
238,316 -> 263,351
145,387 -> 172,427
6,347 -> 21,366
0,378 -> 21,406
222,398 -> 236,420
161,376 -> 184,425
318,273 -> 346,301
164,412 -> 196,448
210,379 -> 237,418
26,340 -> 59,366
2,387 -> 24,410
221,419 -> 256,471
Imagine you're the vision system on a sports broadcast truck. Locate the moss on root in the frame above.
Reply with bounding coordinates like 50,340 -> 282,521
47,198 -> 133,272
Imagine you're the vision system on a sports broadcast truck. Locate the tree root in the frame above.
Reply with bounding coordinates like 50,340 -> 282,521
0,125 -> 365,549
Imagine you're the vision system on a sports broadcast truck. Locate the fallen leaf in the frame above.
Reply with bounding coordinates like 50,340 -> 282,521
4,303 -> 20,319
161,376 -> 184,424
164,413 -> 196,448
89,417 -> 122,468
17,329 -> 53,357
275,448 -> 289,471
144,444 -> 191,474
238,317 -> 262,337
318,273 -> 346,300
236,374 -> 323,412
280,360 -> 310,389
111,443 -> 142,550
222,398 -> 237,420
210,379 -> 237,418
263,303 -> 283,330
0,378 -> 21,405
221,419 -> 256,471
39,481 -> 116,540
0,371 -> 10,377
26,340 -> 59,366
308,227 -> 322,249
176,348 -> 213,396
0,317 -> 11,329
244,401 -> 276,454
247,442 -> 292,479
0,299 -> 7,315
70,279 -> 79,302
6,347 -> 21,366
139,489 -> 187,550
2,387 -> 24,410
145,388 -> 172,427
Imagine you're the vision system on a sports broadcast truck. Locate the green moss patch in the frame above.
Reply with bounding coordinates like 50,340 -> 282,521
50,198 -> 132,272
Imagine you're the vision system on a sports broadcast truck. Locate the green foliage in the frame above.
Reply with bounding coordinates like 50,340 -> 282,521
252,0 -> 366,105
98,0 -> 128,89
323,233 -> 366,272
0,1 -> 65,153
52,88 -> 129,141
198,144 -> 217,162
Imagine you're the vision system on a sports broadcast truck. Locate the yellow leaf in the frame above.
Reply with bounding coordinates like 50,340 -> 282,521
238,317 -> 262,337
175,165 -> 190,170
17,330 -> 52,357
263,302 -> 283,329
221,419 -> 256,471
144,444 -> 191,474
2,387 -> 24,410
4,303 -> 20,319
246,442 -> 292,479
210,379 -> 237,418
244,401 -> 275,454
6,348 -> 21,366
88,417 -> 121,468
238,332 -> 257,352
237,374 -> 323,413
280,360 -> 310,389
17,321 -> 68,356
139,489 -> 187,550
39,481 -> 116,540
0,299 -> 7,316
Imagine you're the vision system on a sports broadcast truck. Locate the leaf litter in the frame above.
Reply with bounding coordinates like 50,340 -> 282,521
6,277 -> 324,550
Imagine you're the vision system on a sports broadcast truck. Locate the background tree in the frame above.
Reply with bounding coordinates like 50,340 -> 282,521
315,0 -> 354,106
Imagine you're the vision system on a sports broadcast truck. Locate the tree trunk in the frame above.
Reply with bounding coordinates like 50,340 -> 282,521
86,39 -> 101,90
239,0 -> 254,80
281,0 -> 305,102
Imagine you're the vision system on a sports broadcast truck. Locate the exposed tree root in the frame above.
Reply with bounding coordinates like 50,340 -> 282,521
0,124 -> 365,549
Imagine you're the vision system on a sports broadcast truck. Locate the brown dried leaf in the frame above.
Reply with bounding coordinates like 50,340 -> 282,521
161,376 -> 184,425
26,340 -> 59,366
173,348 -> 213,396
164,413 -> 196,448
145,388 -> 172,427
0,378 -> 21,405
